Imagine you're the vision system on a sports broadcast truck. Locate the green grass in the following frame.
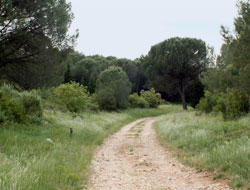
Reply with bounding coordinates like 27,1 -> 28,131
155,106 -> 250,189
0,105 -> 171,190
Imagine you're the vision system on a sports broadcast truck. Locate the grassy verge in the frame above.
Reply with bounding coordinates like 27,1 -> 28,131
155,106 -> 250,189
0,105 -> 170,190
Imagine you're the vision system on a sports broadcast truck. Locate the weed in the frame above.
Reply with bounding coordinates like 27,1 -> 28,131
0,105 -> 171,189
155,108 -> 250,189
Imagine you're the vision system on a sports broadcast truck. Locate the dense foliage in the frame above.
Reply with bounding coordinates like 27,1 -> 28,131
0,84 -> 42,123
0,0 -> 76,89
67,53 -> 150,94
197,89 -> 249,120
140,89 -> 162,108
144,37 -> 208,110
199,0 -> 250,119
129,93 -> 149,108
53,82 -> 89,112
96,66 -> 131,110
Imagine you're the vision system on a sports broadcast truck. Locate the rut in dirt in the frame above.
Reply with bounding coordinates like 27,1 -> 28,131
87,118 -> 230,190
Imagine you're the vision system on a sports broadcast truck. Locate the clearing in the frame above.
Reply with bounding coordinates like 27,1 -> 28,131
88,118 -> 230,190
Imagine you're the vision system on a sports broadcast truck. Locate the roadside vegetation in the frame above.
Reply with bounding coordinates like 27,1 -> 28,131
155,106 -> 250,189
0,0 -> 249,189
0,85 -> 168,189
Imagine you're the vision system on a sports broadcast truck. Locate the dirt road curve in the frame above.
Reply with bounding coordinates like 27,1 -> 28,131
87,118 -> 230,190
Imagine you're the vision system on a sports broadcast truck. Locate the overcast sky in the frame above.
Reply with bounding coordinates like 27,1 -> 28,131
68,0 -> 238,60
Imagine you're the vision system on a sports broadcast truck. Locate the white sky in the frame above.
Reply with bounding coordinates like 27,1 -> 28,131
68,0 -> 238,60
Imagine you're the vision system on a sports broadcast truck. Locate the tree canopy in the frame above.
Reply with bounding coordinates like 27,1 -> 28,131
144,37 -> 208,109
96,66 -> 131,110
0,0 -> 76,68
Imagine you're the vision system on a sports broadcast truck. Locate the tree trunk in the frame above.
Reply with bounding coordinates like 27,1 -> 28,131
178,87 -> 188,110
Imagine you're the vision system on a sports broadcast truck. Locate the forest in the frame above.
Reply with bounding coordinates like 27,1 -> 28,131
0,0 -> 249,189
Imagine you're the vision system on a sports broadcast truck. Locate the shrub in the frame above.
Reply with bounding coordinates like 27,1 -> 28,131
196,90 -> 218,113
140,88 -> 162,108
86,94 -> 99,112
0,96 -> 26,123
96,88 -> 116,111
53,82 -> 89,112
21,92 -> 42,117
196,89 -> 249,120
0,107 -> 6,123
129,93 -> 149,108
0,84 -> 43,123
223,89 -> 249,120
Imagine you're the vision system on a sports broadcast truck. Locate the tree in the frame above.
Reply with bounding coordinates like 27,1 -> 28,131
96,66 -> 131,110
64,64 -> 72,83
0,0 -> 77,69
0,47 -> 68,89
144,37 -> 208,110
111,58 -> 138,92
70,56 -> 109,93
231,0 -> 250,69
215,0 -> 250,94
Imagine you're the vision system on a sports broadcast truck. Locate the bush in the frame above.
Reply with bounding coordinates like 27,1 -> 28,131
53,82 -> 89,112
0,96 -> 26,123
0,108 -> 6,123
129,93 -> 149,108
96,88 -> 116,111
21,92 -> 43,117
140,88 -> 162,108
0,84 -> 43,123
196,89 -> 249,120
223,89 -> 249,120
86,94 -> 99,112
196,90 -> 218,113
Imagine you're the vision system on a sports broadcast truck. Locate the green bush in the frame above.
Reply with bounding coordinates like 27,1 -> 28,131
129,93 -> 149,108
0,107 -> 7,123
0,96 -> 26,123
223,89 -> 249,120
196,90 -> 218,113
140,88 -> 162,108
0,84 -> 43,123
0,107 -> 6,123
86,94 -> 99,112
196,89 -> 249,120
21,92 -> 43,117
53,82 -> 89,113
96,88 -> 116,111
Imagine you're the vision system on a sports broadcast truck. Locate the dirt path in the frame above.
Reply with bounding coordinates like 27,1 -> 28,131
87,118 -> 230,190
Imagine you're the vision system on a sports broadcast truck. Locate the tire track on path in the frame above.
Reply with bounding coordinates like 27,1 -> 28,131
87,118 -> 230,190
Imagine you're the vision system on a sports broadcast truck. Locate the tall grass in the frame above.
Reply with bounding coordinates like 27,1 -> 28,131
0,105 -> 170,190
155,108 -> 250,189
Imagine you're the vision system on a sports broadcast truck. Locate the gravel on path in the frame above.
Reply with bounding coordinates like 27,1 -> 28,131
87,118 -> 230,190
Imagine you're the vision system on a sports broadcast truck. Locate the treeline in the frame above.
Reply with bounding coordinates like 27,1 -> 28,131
197,0 -> 250,119
64,53 -> 150,94
0,0 -> 249,123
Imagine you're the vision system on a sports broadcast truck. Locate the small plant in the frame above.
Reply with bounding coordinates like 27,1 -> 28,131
21,92 -> 43,117
53,82 -> 89,112
140,88 -> 162,108
129,93 -> 149,108
64,173 -> 80,185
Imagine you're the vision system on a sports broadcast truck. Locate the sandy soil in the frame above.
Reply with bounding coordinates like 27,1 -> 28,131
87,118 -> 230,190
